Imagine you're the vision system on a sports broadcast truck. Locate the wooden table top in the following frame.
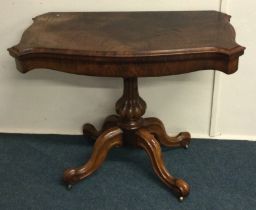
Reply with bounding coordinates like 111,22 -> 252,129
8,11 -> 245,77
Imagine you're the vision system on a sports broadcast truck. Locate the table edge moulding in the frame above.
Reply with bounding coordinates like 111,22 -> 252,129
8,10 -> 245,77
8,10 -> 245,201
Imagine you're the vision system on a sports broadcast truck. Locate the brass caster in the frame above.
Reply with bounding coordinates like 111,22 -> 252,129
67,184 -> 73,190
179,196 -> 184,202
185,144 -> 189,149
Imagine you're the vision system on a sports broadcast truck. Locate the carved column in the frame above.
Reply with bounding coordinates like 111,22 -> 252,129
115,78 -> 146,130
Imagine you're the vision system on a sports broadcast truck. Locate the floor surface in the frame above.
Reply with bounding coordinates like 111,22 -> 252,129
0,134 -> 255,210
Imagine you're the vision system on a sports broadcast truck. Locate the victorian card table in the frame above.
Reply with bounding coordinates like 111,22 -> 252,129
8,11 -> 245,201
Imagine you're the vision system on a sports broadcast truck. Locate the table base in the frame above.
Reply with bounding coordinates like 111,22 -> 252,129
63,78 -> 191,200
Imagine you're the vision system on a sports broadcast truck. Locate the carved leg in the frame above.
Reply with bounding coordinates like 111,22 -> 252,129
135,128 -> 190,200
143,117 -> 191,149
83,114 -> 119,143
64,127 -> 123,185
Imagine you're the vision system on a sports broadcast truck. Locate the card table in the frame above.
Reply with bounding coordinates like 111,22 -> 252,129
8,11 -> 245,200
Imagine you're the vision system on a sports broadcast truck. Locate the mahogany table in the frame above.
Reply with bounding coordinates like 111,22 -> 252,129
8,11 -> 245,201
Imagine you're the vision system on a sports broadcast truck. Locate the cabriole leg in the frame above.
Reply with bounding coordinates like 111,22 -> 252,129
135,128 -> 190,199
64,127 -> 123,185
143,117 -> 191,149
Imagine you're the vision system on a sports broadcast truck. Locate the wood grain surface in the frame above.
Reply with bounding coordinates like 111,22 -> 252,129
8,11 -> 245,77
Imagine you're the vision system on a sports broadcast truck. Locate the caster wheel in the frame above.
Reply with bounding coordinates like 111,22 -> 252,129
185,144 -> 189,149
67,184 -> 73,190
179,196 -> 184,202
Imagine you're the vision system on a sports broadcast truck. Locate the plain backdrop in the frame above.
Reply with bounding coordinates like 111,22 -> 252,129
0,0 -> 255,140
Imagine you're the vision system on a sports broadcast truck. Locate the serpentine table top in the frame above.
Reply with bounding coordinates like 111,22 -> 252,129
8,11 -> 245,77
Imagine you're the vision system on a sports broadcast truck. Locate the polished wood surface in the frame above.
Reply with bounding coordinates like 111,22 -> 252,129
66,78 -> 191,200
64,127 -> 123,184
8,11 -> 245,77
8,11 -> 245,201
143,117 -> 191,148
136,128 -> 190,198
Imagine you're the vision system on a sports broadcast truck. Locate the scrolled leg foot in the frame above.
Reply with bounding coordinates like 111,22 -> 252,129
135,128 -> 190,198
143,117 -> 191,149
83,123 -> 99,144
64,127 -> 123,185
101,115 -> 119,131
175,178 -> 190,198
